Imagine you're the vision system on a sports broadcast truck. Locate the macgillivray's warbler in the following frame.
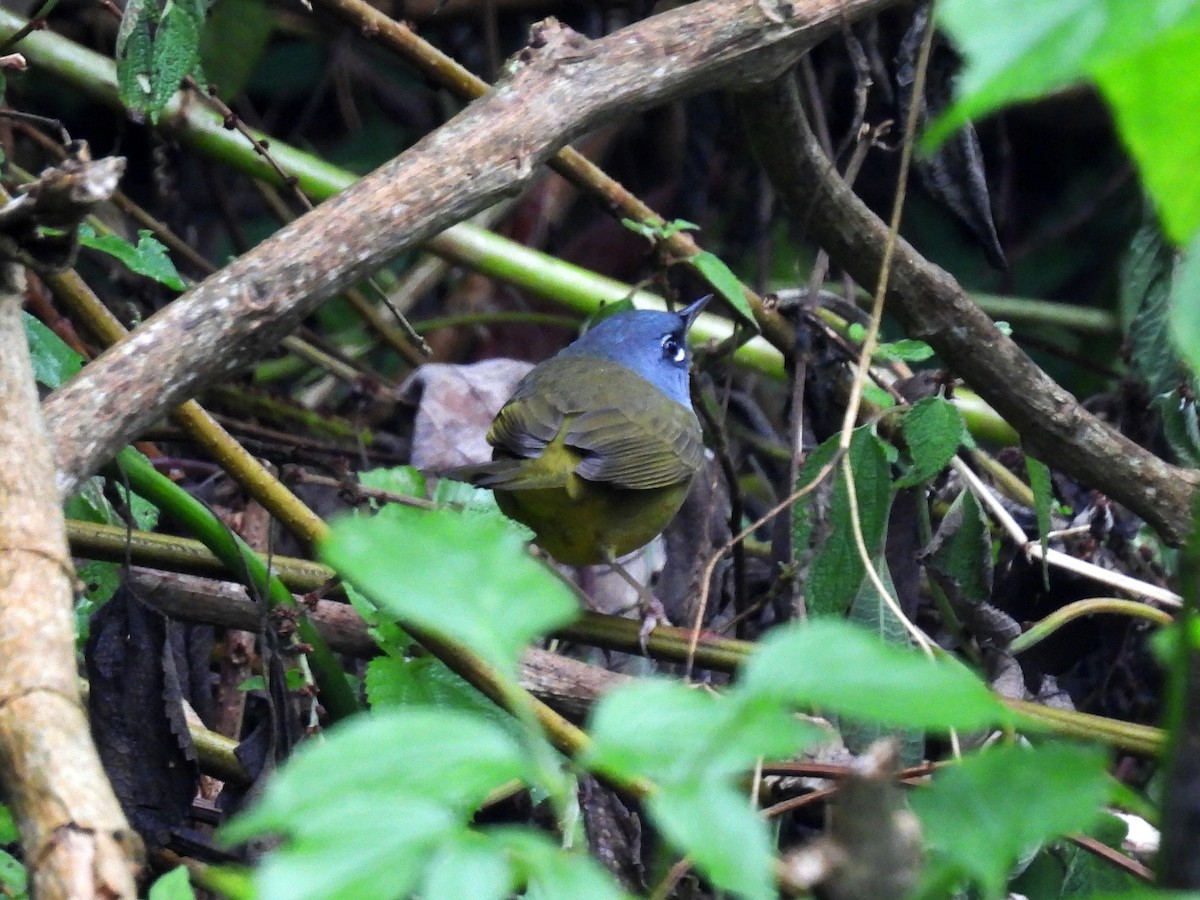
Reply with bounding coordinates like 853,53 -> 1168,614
453,297 -> 709,584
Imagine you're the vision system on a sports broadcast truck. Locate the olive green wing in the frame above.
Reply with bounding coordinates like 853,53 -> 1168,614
565,401 -> 703,490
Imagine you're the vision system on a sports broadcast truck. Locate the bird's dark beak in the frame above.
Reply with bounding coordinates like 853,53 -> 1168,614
678,294 -> 711,333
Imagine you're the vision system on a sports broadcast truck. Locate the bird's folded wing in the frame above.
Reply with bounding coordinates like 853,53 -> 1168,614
487,390 -> 564,458
566,404 -> 703,490
444,458 -> 569,491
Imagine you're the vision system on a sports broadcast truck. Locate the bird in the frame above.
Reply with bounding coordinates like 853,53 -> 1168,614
454,298 -> 709,576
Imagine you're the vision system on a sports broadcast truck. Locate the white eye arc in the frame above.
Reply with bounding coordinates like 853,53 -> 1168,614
661,334 -> 687,363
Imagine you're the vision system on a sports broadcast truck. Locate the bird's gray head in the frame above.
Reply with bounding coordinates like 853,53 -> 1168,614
562,297 -> 709,408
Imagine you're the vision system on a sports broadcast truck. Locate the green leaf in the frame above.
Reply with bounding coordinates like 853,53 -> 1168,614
23,312 -> 83,388
115,0 -> 157,111
150,0 -> 203,117
148,866 -> 195,900
0,805 -> 19,844
78,225 -> 186,291
1095,20 -> 1200,243
650,779 -> 775,900
200,0 -> 274,101
801,429 -> 894,617
222,709 -> 531,900
359,465 -> 426,499
741,619 -> 1010,731
585,679 -> 821,785
0,848 -> 26,900
1170,230 -> 1200,379
924,489 -> 993,607
874,338 -> 936,363
364,655 -> 520,739
931,0 -> 1200,146
690,250 -> 758,331
320,506 -> 577,676
933,0 -> 1200,243
496,829 -> 626,900
842,558 -> 924,762
421,832 -> 514,900
911,742 -> 1113,899
897,397 -> 966,487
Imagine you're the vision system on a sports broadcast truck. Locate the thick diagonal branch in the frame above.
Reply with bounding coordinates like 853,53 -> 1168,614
44,0 -> 895,495
743,73 -> 1197,546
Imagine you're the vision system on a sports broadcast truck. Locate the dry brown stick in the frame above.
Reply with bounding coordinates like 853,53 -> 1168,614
44,0 -> 893,496
742,73 -> 1198,546
0,161 -> 139,897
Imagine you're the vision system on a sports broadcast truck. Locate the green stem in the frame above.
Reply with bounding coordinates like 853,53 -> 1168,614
108,448 -> 360,721
1010,598 -> 1173,655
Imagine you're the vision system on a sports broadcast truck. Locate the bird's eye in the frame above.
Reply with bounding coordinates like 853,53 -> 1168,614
661,334 -> 687,364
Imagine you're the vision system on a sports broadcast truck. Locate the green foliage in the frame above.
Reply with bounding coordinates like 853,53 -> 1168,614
221,709 -> 549,900
933,0 -> 1200,243
77,224 -> 186,291
320,505 -> 577,676
1170,231 -> 1200,381
586,680 -> 820,900
148,866 -> 195,900
924,489 -> 992,608
792,427 -> 894,617
115,0 -> 207,122
23,312 -> 82,388
1027,455 -> 1054,585
741,619 -> 1011,732
897,397 -> 969,487
619,216 -> 758,330
847,324 -> 936,364
911,742 -> 1113,899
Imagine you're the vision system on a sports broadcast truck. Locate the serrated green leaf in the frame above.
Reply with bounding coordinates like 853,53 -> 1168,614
1170,230 -> 1200,379
321,506 -> 576,676
78,225 -> 186,291
924,489 -> 993,607
364,655 -> 520,739
115,0 -> 156,109
23,312 -> 83,388
911,742 -> 1113,899
359,465 -> 426,498
650,779 -> 775,900
809,429 -> 894,617
150,0 -> 202,118
897,397 -> 966,487
875,338 -> 936,363
148,866 -> 195,900
1124,216 -> 1180,375
741,619 -> 1010,731
690,250 -> 758,331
